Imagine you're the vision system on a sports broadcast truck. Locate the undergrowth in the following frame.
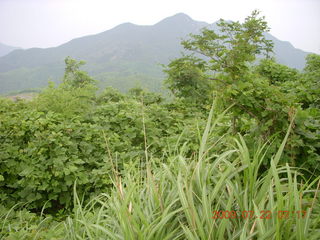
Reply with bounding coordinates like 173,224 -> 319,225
1,105 -> 319,240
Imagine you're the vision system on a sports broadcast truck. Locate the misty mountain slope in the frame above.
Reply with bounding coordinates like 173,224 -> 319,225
0,43 -> 20,58
266,34 -> 310,69
0,13 -> 310,94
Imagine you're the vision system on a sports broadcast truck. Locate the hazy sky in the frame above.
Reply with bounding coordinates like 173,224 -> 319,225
1,0 -> 319,53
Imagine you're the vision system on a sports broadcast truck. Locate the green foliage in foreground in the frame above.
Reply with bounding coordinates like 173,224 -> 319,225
1,106 -> 319,239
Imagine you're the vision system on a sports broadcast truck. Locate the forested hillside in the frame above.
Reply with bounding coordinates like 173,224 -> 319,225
0,12 -> 319,239
0,13 -> 310,95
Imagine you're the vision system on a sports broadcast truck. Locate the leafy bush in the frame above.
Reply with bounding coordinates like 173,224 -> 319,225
0,108 -> 111,209
256,58 -> 299,84
0,86 -> 206,210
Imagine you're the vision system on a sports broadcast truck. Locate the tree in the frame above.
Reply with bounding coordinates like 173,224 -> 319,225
285,54 -> 320,109
63,56 -> 96,88
180,10 -> 273,81
34,57 -> 97,117
164,56 -> 212,104
303,54 -> 320,108
165,10 -> 274,102
128,87 -> 163,105
256,58 -> 299,85
164,10 -> 290,135
304,53 -> 320,73
163,11 -> 320,173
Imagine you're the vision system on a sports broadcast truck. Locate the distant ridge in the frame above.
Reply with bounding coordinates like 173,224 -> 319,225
0,13 -> 310,94
0,43 -> 20,58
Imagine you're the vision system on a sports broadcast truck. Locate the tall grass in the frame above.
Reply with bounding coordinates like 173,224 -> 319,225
62,107 -> 320,239
1,107 -> 320,239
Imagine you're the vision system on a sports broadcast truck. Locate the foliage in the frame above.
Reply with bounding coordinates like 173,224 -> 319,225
164,56 -> 212,104
0,204 -> 64,239
127,87 -> 164,105
63,57 -> 96,88
272,54 -> 320,177
299,54 -> 320,108
163,11 -> 320,178
33,82 -> 96,117
1,108 -> 319,239
181,10 -> 273,79
32,58 -> 98,117
0,70 -> 203,211
0,109 -> 112,210
256,58 -> 299,84
64,110 -> 319,240
164,11 -> 292,139
96,87 -> 124,104
304,54 -> 320,73
294,108 -> 320,176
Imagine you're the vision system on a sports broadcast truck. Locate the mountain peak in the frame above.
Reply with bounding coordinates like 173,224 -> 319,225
171,13 -> 193,20
156,13 -> 194,26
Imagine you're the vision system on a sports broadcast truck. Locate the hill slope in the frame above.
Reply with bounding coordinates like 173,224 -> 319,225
0,43 -> 20,58
0,13 -> 310,94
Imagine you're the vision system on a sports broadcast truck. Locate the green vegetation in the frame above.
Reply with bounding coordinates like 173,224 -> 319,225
0,12 -> 319,239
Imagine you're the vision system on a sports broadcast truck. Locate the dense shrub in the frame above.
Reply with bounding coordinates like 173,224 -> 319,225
0,108 -> 110,209
0,88 -> 206,210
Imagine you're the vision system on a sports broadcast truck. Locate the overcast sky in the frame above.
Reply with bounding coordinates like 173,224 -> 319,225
0,0 -> 319,54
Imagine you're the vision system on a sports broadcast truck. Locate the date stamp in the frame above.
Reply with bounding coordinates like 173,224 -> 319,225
212,210 -> 307,219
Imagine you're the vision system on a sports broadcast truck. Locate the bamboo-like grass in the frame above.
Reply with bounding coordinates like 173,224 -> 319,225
63,105 -> 320,240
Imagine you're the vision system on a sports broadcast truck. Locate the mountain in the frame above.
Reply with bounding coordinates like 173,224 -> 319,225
0,43 -> 20,58
0,13 -> 310,95
266,34 -> 310,69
